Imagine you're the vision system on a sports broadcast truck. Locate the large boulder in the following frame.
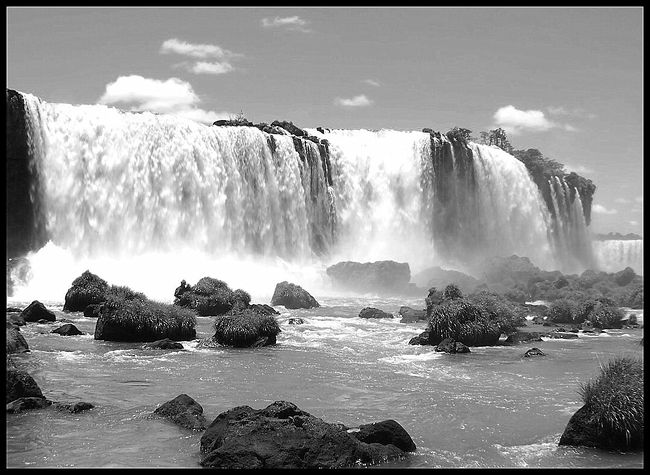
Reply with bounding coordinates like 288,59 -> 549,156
199,401 -> 415,468
63,271 -> 109,311
326,261 -> 413,295
6,369 -> 44,403
6,322 -> 29,354
271,281 -> 319,309
358,307 -> 393,319
426,299 -> 502,347
174,277 -> 251,316
94,297 -> 196,342
398,306 -> 426,323
51,324 -> 83,336
20,300 -> 56,322
153,394 -> 207,430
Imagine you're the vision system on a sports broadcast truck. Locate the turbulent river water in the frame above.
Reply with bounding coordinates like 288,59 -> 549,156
6,295 -> 644,469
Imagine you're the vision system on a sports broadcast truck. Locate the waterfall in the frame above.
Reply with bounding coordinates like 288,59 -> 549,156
593,240 -> 644,275
7,91 -> 596,301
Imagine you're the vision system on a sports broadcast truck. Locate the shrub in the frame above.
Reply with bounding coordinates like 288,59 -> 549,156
587,305 -> 625,329
443,283 -> 463,301
468,291 -> 527,334
547,299 -> 579,324
213,309 -> 281,347
63,270 -> 109,311
107,285 -> 147,302
427,299 -> 501,347
95,296 -> 197,342
577,356 -> 644,450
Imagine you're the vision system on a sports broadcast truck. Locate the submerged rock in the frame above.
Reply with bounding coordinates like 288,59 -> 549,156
288,317 -> 305,325
408,330 -> 431,345
51,323 -> 83,336
6,396 -> 51,413
271,281 -> 319,309
358,307 -> 393,319
53,401 -> 94,413
20,300 -> 56,323
502,331 -> 544,345
6,369 -> 44,403
143,338 -> 184,350
523,347 -> 546,357
435,338 -> 470,354
199,400 -> 415,468
153,394 -> 207,431
398,306 -> 426,323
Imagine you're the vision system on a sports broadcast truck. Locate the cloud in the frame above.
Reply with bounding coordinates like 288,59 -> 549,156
629,220 -> 639,226
160,38 -> 239,59
261,15 -> 312,32
174,61 -> 235,75
363,79 -> 381,87
334,94 -> 373,108
547,106 -> 597,119
98,75 -> 230,124
493,105 -> 576,135
592,204 -> 618,215
564,163 -> 593,174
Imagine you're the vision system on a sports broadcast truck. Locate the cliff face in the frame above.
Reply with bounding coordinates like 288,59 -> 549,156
6,89 -> 45,258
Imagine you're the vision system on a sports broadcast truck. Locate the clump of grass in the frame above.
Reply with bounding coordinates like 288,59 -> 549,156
213,309 -> 281,347
107,285 -> 148,302
467,290 -> 527,334
95,295 -> 197,342
578,356 -> 644,450
443,283 -> 463,301
427,299 -> 501,347
175,277 -> 250,316
63,270 -> 109,311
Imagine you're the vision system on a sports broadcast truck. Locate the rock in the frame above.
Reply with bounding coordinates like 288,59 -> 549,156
83,304 -> 102,318
408,330 -> 431,345
6,369 -> 44,403
326,260 -> 412,295
174,277 -> 250,316
271,281 -> 319,309
398,306 -> 426,323
411,266 -> 481,294
199,401 -> 415,468
154,394 -> 207,430
245,303 -> 280,316
6,397 -> 51,413
546,331 -> 579,340
435,338 -> 471,354
358,307 -> 393,319
213,118 -> 254,127
143,338 -> 184,350
523,347 -> 546,357
503,331 -> 544,345
349,419 -> 417,452
6,307 -> 23,312
51,323 -> 83,336
53,401 -> 94,413
270,120 -> 307,137
6,322 -> 29,354
288,318 -> 305,325
477,255 -> 541,285
613,267 -> 636,286
20,300 -> 56,322
213,309 -> 280,348
63,270 -> 109,312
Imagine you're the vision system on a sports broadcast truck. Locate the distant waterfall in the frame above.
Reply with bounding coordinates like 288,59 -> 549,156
593,240 -> 644,275
8,91 -> 598,300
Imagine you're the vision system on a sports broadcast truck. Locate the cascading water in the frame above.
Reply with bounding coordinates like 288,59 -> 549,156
8,91 -> 595,302
592,239 -> 644,275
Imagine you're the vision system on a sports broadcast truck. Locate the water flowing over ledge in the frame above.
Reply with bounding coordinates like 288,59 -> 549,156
7,90 -> 601,300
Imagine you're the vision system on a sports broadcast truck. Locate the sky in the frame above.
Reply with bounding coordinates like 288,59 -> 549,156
6,6 -> 643,236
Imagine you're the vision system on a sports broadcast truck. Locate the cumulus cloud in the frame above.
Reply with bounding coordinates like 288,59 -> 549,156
592,204 -> 618,215
334,94 -> 373,107
363,79 -> 381,87
160,38 -> 239,59
493,105 -> 576,135
175,61 -> 235,75
547,106 -> 597,119
261,15 -> 312,32
98,75 -> 230,124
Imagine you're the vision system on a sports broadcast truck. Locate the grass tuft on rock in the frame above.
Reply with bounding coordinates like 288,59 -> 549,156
95,295 -> 197,342
427,299 -> 502,347
578,356 -> 644,449
175,277 -> 250,316
213,309 -> 281,347
63,270 -> 109,311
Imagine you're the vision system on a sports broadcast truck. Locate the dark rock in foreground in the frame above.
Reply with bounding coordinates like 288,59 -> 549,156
435,338 -> 471,354
6,369 -> 44,403
51,323 -> 83,336
200,400 -> 415,468
359,307 -> 393,319
6,396 -> 51,413
143,338 -> 184,350
154,394 -> 207,431
398,306 -> 426,323
523,347 -> 546,357
326,260 -> 413,295
21,300 -> 56,322
6,322 -> 29,354
271,281 -> 319,309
